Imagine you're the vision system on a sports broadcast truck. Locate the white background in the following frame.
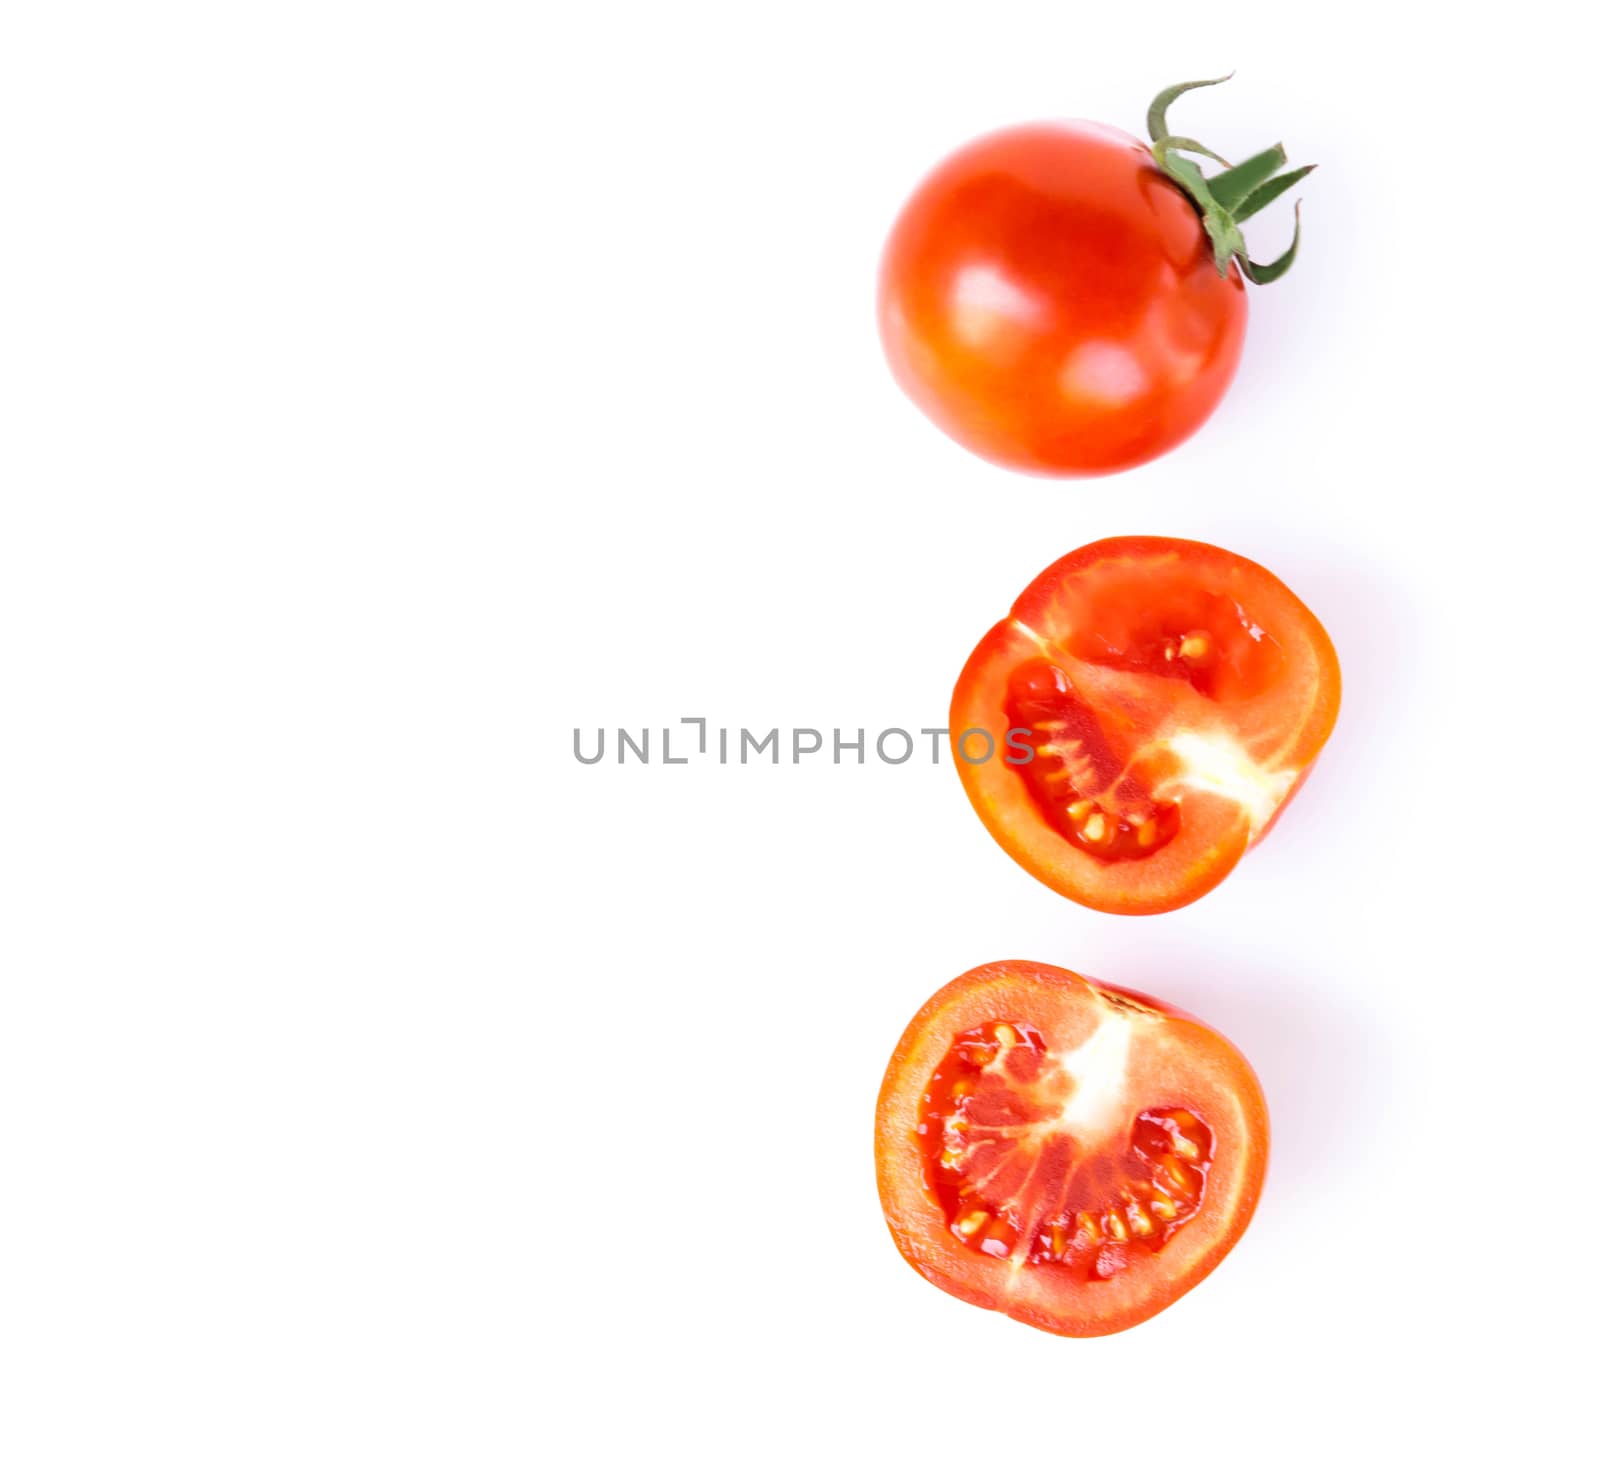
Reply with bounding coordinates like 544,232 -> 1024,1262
2,2 -> 1596,1476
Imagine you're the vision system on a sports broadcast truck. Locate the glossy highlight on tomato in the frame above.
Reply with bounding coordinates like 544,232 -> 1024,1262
876,961 -> 1268,1338
878,121 -> 1247,476
951,536 -> 1339,914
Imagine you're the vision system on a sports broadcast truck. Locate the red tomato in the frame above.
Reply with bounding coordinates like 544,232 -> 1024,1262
878,121 -> 1247,476
951,536 -> 1339,914
876,961 -> 1268,1337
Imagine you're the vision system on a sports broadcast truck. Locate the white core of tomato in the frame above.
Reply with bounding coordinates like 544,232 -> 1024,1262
1049,1007 -> 1134,1143
1159,729 -> 1299,838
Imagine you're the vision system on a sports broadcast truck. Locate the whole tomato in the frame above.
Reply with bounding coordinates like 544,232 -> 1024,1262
878,78 -> 1311,477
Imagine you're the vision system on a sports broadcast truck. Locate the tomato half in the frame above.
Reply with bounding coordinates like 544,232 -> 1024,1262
878,121 -> 1247,476
876,961 -> 1268,1338
952,536 -> 1339,914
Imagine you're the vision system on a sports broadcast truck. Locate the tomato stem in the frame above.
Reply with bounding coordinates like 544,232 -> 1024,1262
1146,75 -> 1314,283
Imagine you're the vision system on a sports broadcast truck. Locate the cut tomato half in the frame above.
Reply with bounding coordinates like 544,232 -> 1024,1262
876,961 -> 1268,1338
951,536 -> 1339,914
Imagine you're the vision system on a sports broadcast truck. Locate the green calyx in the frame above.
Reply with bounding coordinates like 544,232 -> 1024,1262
1146,74 -> 1314,284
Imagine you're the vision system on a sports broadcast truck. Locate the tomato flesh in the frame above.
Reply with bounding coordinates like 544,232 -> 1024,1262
916,1018 -> 1213,1279
876,962 -> 1268,1337
952,537 -> 1340,914
1006,658 -> 1182,862
878,121 -> 1248,476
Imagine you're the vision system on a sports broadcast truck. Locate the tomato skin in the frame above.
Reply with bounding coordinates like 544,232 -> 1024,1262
879,121 -> 1247,476
951,536 -> 1340,914
876,961 -> 1269,1338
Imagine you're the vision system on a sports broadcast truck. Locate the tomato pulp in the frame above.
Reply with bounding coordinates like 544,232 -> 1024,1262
952,536 -> 1339,914
876,961 -> 1268,1337
878,121 -> 1247,476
